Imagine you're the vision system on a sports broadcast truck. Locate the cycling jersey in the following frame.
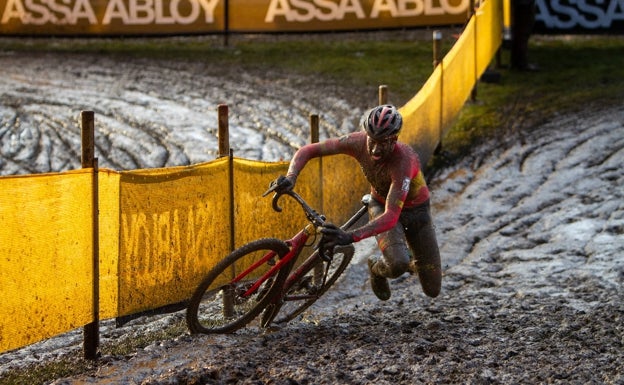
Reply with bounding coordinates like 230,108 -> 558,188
286,131 -> 430,242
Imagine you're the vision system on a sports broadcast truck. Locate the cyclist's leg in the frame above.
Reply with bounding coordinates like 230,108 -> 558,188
402,203 -> 442,298
368,199 -> 411,278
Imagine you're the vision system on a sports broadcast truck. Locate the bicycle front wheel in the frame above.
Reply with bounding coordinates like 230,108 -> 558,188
273,244 -> 354,325
186,238 -> 291,334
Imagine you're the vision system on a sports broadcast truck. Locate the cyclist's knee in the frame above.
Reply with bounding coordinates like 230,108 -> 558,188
379,245 -> 410,278
372,255 -> 409,278
422,282 -> 441,298
419,267 -> 441,297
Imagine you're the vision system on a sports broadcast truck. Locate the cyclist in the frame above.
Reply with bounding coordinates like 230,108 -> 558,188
277,105 -> 441,301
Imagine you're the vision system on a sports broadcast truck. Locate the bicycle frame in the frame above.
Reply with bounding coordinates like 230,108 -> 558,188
235,224 -> 315,298
186,184 -> 373,334
278,201 -> 369,301
238,192 -> 369,301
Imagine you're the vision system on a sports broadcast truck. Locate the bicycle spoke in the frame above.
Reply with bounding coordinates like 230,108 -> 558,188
186,239 -> 291,334
273,244 -> 354,325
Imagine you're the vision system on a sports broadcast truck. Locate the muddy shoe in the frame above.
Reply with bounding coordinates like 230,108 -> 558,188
368,257 -> 391,301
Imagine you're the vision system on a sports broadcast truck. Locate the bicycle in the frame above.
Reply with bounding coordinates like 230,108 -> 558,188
186,176 -> 371,334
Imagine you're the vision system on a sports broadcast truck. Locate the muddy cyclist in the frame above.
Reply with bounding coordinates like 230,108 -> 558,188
275,105 -> 442,301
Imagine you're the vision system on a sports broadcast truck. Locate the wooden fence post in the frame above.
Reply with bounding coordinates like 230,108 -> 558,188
433,30 -> 442,68
433,31 -> 444,155
218,104 -> 230,158
217,105 -> 235,253
310,114 -> 324,279
81,110 -> 99,360
310,114 -> 322,210
470,0 -> 478,102
378,85 -> 388,105
223,0 -> 230,46
228,148 -> 235,254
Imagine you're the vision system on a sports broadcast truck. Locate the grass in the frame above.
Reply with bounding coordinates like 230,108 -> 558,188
0,31 -> 623,384
432,35 -> 624,169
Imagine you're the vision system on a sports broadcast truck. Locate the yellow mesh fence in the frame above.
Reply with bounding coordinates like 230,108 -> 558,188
115,155 -> 369,316
0,0 -> 502,353
476,0 -> 504,75
399,65 -> 444,165
0,170 -> 95,352
442,19 -> 478,131
118,159 -> 232,316
231,158 -> 292,246
99,169 -> 121,320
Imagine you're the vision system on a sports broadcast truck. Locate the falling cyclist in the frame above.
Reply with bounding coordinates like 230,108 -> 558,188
275,105 -> 442,300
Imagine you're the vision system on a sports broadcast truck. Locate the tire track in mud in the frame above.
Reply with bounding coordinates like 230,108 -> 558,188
0,52 -> 362,175
431,107 -> 624,293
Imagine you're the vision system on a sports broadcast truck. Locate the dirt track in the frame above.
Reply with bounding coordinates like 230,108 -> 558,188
48,107 -> 623,385
0,49 -> 623,384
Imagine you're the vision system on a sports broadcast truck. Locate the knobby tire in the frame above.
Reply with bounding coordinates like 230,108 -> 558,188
186,238 -> 292,334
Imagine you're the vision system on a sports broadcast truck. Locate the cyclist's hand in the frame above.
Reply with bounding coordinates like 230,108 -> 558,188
277,175 -> 294,192
264,175 -> 294,196
321,223 -> 354,249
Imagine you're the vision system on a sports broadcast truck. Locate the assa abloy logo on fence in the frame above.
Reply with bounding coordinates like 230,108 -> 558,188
1,0 -> 220,26
0,0 -> 468,35
534,0 -> 624,33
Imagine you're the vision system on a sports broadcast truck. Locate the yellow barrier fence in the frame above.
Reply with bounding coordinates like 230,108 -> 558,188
0,170 -> 95,351
0,0 -> 502,355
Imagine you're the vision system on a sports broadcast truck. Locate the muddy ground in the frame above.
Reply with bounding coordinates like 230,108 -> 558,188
0,43 -> 623,384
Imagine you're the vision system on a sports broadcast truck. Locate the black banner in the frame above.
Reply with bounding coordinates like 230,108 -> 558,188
534,0 -> 624,33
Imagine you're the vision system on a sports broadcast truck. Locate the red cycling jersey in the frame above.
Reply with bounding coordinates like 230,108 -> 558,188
286,131 -> 429,242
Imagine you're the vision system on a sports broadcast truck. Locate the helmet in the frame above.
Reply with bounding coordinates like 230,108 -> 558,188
362,105 -> 403,140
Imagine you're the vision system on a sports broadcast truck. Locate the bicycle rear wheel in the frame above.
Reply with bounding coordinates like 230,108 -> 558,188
272,244 -> 354,325
186,238 -> 291,334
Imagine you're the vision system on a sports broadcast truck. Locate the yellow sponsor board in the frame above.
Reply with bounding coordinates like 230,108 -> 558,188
1,0 -> 468,35
243,0 -> 469,30
0,0 -> 224,34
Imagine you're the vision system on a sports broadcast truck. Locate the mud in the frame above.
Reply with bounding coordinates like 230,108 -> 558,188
0,47 -> 622,384
0,49 -> 364,174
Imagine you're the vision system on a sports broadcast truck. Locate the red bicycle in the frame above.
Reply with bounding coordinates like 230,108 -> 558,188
186,177 -> 370,334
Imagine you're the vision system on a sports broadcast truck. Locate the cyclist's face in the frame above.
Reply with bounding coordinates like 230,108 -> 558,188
367,135 -> 397,163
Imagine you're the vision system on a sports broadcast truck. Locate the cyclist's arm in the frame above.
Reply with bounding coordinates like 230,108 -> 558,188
351,179 -> 408,242
286,133 -> 359,183
351,146 -> 419,242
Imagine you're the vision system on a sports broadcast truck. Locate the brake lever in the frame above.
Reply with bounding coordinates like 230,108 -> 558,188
262,179 -> 280,197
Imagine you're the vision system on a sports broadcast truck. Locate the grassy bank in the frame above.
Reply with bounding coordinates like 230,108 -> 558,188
441,35 -> 624,167
0,32 -> 623,385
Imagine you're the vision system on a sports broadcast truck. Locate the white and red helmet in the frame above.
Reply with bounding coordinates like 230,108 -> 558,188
362,105 -> 403,140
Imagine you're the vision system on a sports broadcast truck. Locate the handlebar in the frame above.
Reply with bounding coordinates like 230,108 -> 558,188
262,178 -> 326,228
263,176 -> 371,262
